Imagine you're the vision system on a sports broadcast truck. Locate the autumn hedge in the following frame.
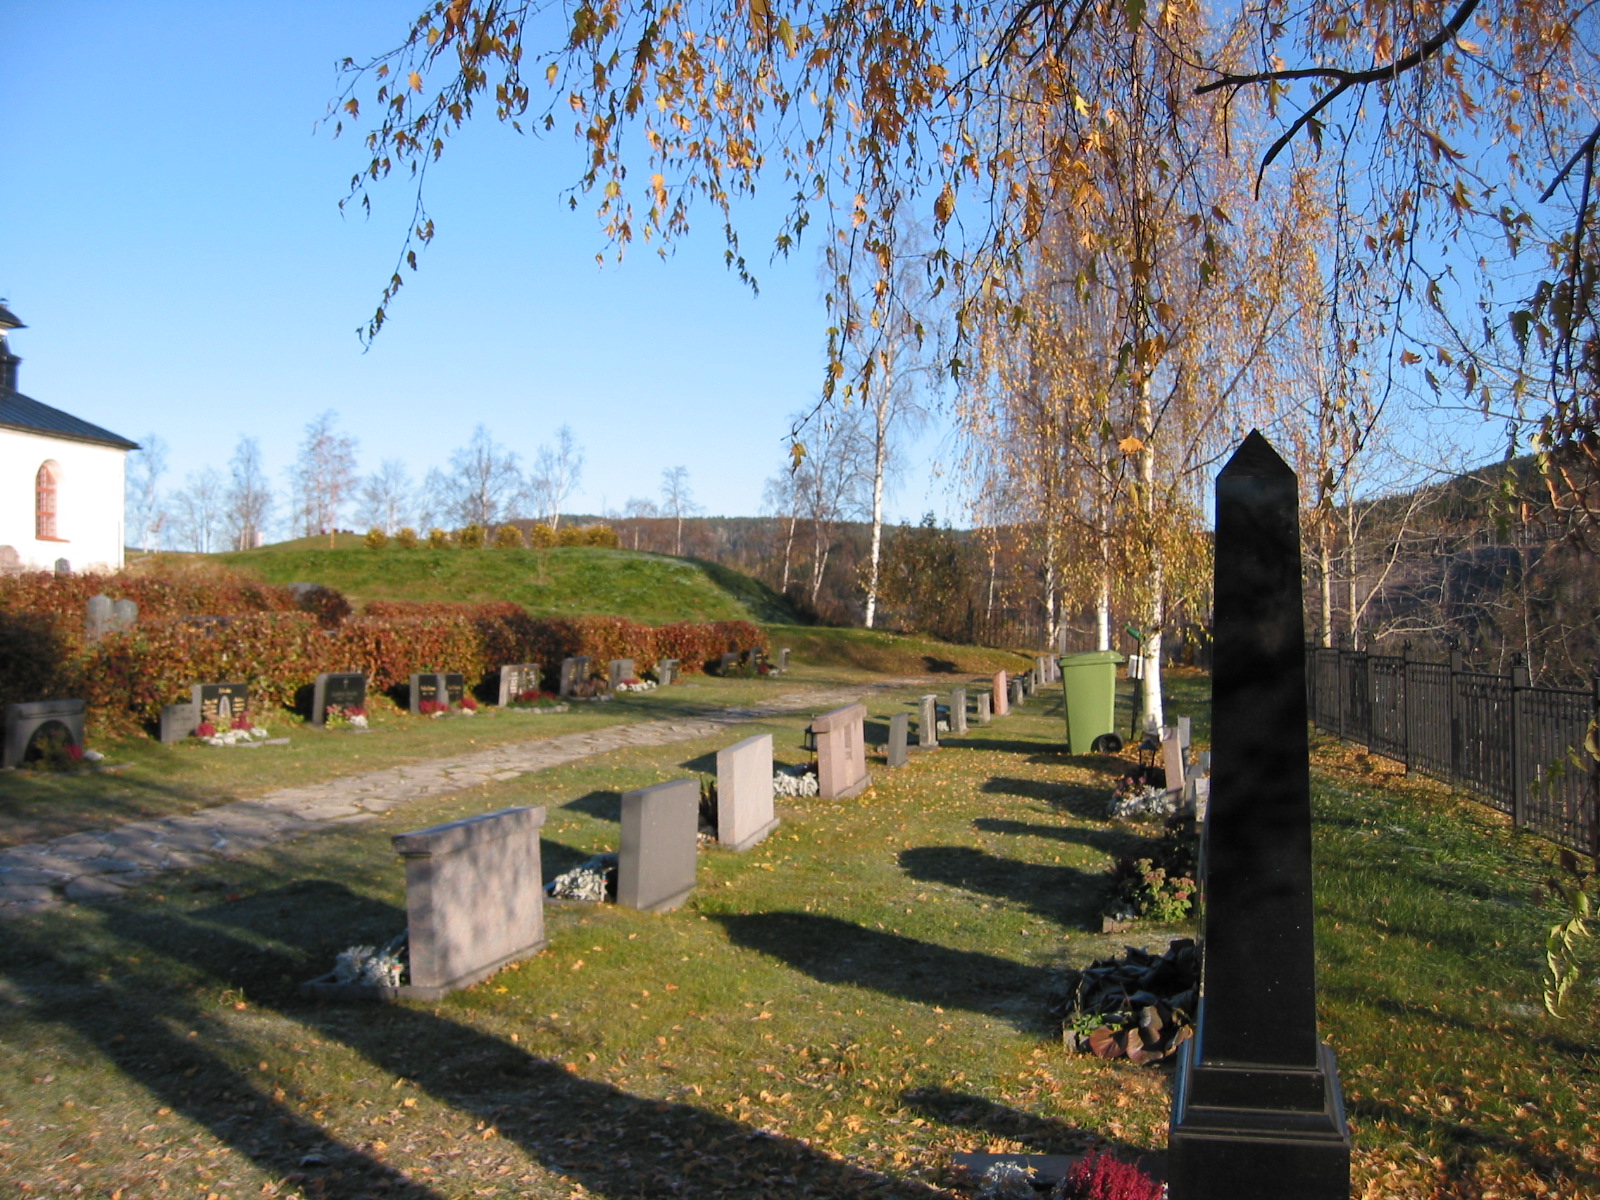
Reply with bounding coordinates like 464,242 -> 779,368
0,572 -> 765,731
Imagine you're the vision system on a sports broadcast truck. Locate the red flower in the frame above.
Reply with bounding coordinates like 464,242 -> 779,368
195,721 -> 217,738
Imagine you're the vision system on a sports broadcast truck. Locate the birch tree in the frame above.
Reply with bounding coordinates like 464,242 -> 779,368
226,437 -> 274,551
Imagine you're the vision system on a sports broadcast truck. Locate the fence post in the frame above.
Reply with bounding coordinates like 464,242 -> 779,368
1510,653 -> 1529,830
1449,646 -> 1465,789
1400,640 -> 1412,774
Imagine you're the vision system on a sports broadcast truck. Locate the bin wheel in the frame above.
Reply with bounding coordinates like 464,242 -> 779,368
1090,733 -> 1124,754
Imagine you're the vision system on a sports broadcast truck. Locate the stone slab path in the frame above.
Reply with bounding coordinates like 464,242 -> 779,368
0,681 -> 926,916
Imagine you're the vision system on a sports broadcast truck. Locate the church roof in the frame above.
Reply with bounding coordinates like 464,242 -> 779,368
0,390 -> 139,451
0,304 -> 23,332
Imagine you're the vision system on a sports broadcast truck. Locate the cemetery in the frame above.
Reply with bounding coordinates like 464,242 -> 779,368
0,528 -> 1596,1200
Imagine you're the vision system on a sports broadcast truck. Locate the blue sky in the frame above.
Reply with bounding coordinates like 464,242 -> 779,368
2,2 -> 958,531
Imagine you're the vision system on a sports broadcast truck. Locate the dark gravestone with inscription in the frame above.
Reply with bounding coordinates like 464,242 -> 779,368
1168,431 -> 1351,1199
192,682 -> 249,729
440,673 -> 465,706
312,673 -> 367,726
410,673 -> 442,713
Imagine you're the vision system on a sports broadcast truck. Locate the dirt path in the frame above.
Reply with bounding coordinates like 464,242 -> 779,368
0,680 -> 930,915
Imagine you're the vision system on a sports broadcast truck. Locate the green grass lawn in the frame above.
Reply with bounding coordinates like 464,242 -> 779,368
205,540 -> 800,624
0,666 -> 1594,1198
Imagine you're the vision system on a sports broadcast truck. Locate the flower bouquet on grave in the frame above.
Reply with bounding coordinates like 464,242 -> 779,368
508,688 -> 565,710
459,695 -> 478,716
195,714 -> 271,746
325,704 -> 369,730
418,699 -> 450,718
614,676 -> 657,693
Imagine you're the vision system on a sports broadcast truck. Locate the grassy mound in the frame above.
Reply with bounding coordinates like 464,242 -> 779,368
208,541 -> 798,625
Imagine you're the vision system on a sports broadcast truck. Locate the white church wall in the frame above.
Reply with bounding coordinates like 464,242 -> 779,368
0,427 -> 127,572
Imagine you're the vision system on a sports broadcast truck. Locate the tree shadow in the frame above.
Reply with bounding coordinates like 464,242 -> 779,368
970,817 -> 1131,859
79,892 -> 953,1199
1,894 -> 448,1199
921,657 -> 959,673
900,1087 -> 1163,1168
676,749 -> 718,774
711,910 -> 1058,1034
977,777 -> 1110,821
559,789 -> 622,822
540,837 -> 610,881
897,846 -> 1102,928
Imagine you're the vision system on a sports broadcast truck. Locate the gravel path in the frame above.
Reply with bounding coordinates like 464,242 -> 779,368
0,681 -> 926,915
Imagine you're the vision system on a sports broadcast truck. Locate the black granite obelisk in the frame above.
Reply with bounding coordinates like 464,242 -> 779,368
1168,432 -> 1351,1198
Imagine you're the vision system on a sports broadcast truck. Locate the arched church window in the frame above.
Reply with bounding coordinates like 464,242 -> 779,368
36,462 -> 58,540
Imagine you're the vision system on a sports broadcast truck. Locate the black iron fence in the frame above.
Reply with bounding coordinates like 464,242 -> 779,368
1306,646 -> 1600,856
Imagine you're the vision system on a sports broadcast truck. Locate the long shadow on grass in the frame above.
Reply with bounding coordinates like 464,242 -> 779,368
940,736 -> 1066,757
971,817 -> 1130,858
560,790 -> 622,822
3,909 -> 449,1200
901,1087 -> 1167,1167
898,846 -> 1102,928
92,890 -> 950,1200
978,777 -> 1114,822
713,911 -> 1057,1033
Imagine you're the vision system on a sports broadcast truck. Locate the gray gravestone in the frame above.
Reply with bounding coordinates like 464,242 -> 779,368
656,658 -> 679,686
1178,715 -> 1192,752
1168,431 -> 1350,1199
312,673 -> 368,726
618,779 -> 699,912
742,648 -> 760,669
4,699 -> 86,768
718,651 -> 738,675
716,733 -> 779,851
54,558 -> 71,576
559,656 -> 590,697
498,663 -> 541,706
192,682 -> 249,729
1161,726 -> 1186,793
950,687 -> 967,735
112,598 -> 138,632
918,694 -> 939,749
85,594 -> 113,642
976,692 -> 992,725
886,712 -> 909,768
777,647 -> 790,672
810,703 -> 870,799
1009,678 -> 1024,708
608,658 -> 636,688
392,805 -> 548,1000
410,672 -> 443,713
160,702 -> 198,744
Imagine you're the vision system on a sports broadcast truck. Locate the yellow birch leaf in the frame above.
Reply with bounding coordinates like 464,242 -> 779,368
1118,435 -> 1144,453
408,71 -> 423,93
934,181 -> 955,227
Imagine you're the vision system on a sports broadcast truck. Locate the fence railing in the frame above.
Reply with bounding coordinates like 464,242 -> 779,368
1306,646 -> 1600,856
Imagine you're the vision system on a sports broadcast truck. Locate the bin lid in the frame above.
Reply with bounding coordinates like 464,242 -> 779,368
1057,650 -> 1127,666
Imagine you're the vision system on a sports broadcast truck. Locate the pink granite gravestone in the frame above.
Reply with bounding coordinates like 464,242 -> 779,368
992,671 -> 1010,716
809,703 -> 871,799
716,733 -> 779,851
392,805 -> 548,1000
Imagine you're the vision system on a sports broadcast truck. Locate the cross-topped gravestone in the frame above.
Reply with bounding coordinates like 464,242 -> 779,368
1168,431 -> 1350,1198
312,672 -> 367,726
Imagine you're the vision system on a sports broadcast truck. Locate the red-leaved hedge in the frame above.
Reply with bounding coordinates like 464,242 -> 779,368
0,579 -> 768,732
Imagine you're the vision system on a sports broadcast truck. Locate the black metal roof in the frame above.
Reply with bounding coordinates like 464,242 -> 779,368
0,391 -> 139,450
0,304 -> 23,332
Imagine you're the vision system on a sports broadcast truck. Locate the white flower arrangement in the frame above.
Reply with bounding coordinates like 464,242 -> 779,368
201,726 -> 271,747
615,678 -> 657,693
773,764 -> 820,797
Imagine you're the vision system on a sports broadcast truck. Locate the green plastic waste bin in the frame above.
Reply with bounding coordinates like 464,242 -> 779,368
1059,650 -> 1126,754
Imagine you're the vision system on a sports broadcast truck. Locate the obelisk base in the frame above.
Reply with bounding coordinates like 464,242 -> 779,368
1168,1041 -> 1351,1199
